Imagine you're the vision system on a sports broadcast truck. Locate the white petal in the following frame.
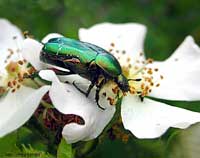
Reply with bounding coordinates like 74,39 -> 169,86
61,83 -> 115,143
21,33 -> 63,70
39,70 -> 115,143
0,85 -> 50,137
42,33 -> 63,43
58,74 -> 91,86
121,94 -> 200,139
149,36 -> 200,101
79,22 -> 146,66
0,18 -> 23,49
21,38 -> 45,70
0,19 -> 24,72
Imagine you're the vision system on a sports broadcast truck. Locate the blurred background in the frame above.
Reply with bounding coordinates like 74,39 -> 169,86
1,0 -> 200,157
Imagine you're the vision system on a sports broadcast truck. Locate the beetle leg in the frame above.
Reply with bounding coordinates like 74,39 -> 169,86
88,60 -> 96,70
85,83 -> 95,97
72,81 -> 95,97
139,95 -> 144,102
95,78 -> 106,110
63,58 -> 81,64
72,81 -> 87,95
95,86 -> 106,110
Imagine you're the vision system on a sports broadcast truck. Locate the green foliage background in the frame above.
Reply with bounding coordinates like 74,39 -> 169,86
1,0 -> 200,157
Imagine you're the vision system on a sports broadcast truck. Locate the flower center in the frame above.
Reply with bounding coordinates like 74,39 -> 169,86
125,58 -> 163,98
99,80 -> 120,107
5,60 -> 36,93
0,36 -> 38,95
107,42 -> 163,98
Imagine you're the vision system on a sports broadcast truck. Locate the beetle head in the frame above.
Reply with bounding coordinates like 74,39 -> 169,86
116,74 -> 129,92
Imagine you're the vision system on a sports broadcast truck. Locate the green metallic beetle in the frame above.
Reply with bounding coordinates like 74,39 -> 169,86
40,37 -> 129,109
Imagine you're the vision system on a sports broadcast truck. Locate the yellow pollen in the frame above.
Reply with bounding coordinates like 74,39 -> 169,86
23,31 -> 34,38
4,59 -> 35,93
23,72 -> 29,77
8,48 -> 14,55
102,92 -> 106,97
0,87 -> 6,94
126,57 -> 131,62
6,61 -> 18,73
17,73 -> 23,79
147,69 -> 153,75
156,83 -> 160,87
7,81 -> 12,88
154,68 -> 159,72
146,58 -> 154,64
12,80 -> 17,86
112,86 -> 119,94
18,60 -> 24,65
136,60 -> 140,63
134,66 -> 139,70
107,97 -> 115,106
110,43 -> 115,47
28,67 -> 36,75
129,86 -> 136,94
122,55 -> 163,98
141,83 -> 145,89
122,50 -> 126,54
18,78 -> 23,82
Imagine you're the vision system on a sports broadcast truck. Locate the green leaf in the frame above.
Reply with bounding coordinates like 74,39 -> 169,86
57,138 -> 73,158
21,144 -> 54,158
0,131 -> 20,155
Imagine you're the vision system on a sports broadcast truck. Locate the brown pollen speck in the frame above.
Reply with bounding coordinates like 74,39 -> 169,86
110,43 -> 115,47
107,97 -> 115,106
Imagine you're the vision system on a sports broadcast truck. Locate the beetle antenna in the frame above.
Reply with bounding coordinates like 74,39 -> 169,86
128,78 -> 142,82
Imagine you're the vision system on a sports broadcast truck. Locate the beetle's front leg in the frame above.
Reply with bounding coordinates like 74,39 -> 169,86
72,81 -> 95,97
95,78 -> 106,110
72,81 -> 87,95
95,86 -> 106,110
85,74 -> 99,97
85,83 -> 95,97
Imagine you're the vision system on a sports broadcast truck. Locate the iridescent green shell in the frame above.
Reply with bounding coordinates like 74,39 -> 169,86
42,37 -> 122,77
95,53 -> 121,77
42,37 -> 97,63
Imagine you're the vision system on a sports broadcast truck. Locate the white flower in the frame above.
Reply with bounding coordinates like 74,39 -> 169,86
0,19 -> 50,137
0,19 -> 115,144
79,22 -> 200,139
